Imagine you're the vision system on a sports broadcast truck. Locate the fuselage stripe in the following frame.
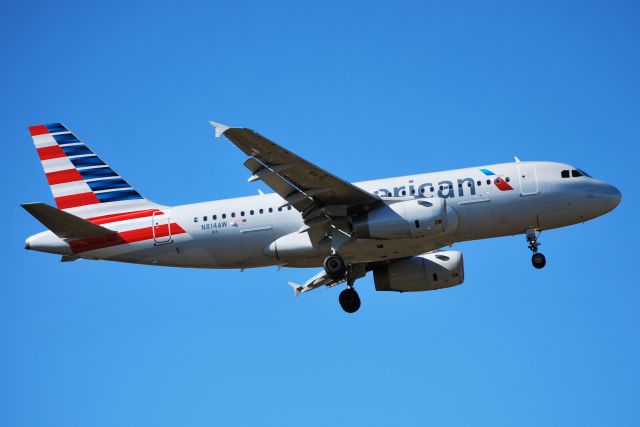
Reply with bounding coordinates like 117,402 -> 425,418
87,209 -> 163,225
69,223 -> 186,254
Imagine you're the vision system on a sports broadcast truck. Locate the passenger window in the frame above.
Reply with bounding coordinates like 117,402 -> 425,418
231,212 -> 236,218
572,170 -> 583,177
259,209 -> 263,214
222,213 -> 226,219
278,207 -> 282,212
410,189 -> 415,195
287,206 -> 292,210
467,182 -> 472,187
505,177 -> 510,182
250,210 -> 254,215
268,208 -> 273,213
430,187 -> 434,192
213,215 -> 217,220
203,216 -> 207,221
477,181 -> 481,186
241,211 -> 245,216
193,217 -> 198,223
486,179 -> 491,185
449,184 -> 453,190
420,187 -> 425,194
439,185 -> 443,191
561,170 -> 570,178
458,183 -> 462,189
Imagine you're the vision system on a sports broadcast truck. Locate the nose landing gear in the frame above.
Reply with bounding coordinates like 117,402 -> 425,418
526,228 -> 546,269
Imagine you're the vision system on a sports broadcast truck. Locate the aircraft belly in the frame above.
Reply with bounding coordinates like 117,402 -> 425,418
282,237 -> 443,268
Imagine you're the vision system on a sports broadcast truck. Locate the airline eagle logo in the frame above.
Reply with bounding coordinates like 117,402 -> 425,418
479,168 -> 513,191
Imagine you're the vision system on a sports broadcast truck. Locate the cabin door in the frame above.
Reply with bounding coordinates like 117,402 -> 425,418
517,163 -> 539,196
152,210 -> 172,244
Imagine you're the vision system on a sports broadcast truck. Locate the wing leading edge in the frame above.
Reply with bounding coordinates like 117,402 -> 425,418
209,121 -> 382,221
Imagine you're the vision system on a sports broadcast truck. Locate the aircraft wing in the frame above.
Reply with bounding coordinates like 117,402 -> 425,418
210,122 -> 382,220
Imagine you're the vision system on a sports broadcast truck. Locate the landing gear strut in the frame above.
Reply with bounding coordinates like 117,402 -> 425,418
526,228 -> 546,269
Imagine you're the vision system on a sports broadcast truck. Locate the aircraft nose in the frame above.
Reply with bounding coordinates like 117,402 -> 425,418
604,184 -> 622,210
593,183 -> 621,213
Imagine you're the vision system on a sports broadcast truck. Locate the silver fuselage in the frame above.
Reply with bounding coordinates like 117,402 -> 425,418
25,161 -> 621,268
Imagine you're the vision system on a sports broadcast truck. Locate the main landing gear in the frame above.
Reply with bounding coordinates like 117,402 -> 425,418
526,228 -> 546,269
323,254 -> 362,313
339,288 -> 361,313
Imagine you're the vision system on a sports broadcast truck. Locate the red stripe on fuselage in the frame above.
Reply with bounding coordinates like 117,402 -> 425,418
37,145 -> 66,160
46,169 -> 84,185
29,125 -> 49,136
87,209 -> 163,225
55,192 -> 100,209
69,223 -> 186,254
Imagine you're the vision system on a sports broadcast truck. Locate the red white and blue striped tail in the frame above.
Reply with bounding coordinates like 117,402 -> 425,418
28,123 -> 162,219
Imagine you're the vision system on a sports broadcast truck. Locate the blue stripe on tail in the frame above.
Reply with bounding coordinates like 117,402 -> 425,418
95,189 -> 143,203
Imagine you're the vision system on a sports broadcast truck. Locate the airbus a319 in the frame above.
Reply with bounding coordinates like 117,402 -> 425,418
22,122 -> 621,313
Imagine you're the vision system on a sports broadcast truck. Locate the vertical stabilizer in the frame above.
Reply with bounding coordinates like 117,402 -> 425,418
27,123 -> 162,219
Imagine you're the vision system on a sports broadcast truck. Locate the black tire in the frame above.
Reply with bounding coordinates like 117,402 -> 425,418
323,254 -> 346,279
532,253 -> 546,269
339,288 -> 361,313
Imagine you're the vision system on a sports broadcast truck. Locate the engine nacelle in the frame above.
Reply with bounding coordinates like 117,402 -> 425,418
353,199 -> 458,240
373,251 -> 464,292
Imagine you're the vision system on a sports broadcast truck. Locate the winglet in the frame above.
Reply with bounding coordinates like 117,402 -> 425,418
208,121 -> 230,138
514,156 -> 521,163
287,282 -> 303,298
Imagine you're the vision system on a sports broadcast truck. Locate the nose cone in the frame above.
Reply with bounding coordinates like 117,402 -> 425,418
602,184 -> 622,211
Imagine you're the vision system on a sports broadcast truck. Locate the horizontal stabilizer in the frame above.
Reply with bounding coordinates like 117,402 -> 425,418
21,202 -> 115,240
287,282 -> 303,298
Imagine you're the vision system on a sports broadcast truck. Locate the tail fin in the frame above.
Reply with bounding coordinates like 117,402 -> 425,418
28,123 -> 161,218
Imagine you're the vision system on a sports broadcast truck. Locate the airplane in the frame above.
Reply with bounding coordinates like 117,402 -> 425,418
22,122 -> 622,313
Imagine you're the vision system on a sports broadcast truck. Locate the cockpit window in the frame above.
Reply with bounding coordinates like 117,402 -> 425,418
571,170 -> 583,177
561,170 -> 570,178
576,168 -> 592,178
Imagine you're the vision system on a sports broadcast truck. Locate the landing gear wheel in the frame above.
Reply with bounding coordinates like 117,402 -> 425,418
323,254 -> 346,279
339,288 -> 361,313
531,253 -> 546,269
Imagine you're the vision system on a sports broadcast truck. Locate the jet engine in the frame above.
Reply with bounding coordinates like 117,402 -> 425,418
373,251 -> 464,292
353,199 -> 458,240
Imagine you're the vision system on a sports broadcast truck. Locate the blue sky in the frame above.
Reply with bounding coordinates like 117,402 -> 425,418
2,1 -> 639,425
